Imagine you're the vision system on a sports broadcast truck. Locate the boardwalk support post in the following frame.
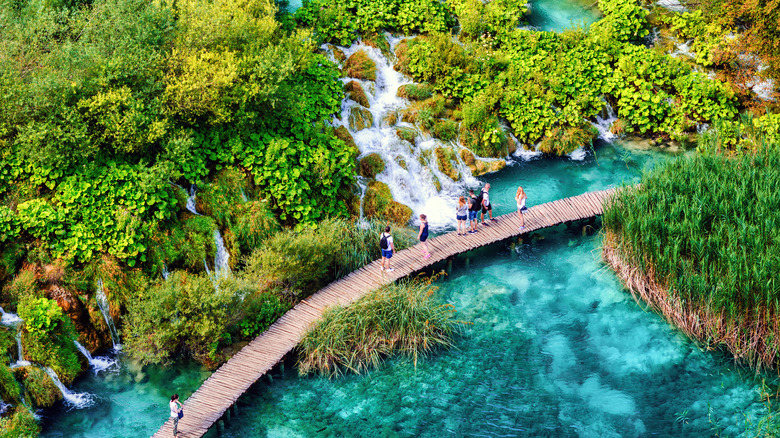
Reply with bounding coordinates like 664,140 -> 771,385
224,407 -> 231,425
217,420 -> 225,436
231,403 -> 239,417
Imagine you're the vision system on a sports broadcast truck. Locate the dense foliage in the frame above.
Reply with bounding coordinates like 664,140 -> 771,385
18,298 -> 82,383
603,148 -> 780,367
297,277 -> 461,377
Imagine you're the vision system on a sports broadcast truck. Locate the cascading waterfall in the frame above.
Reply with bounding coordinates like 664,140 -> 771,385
42,367 -> 94,409
331,39 -> 482,230
0,307 -> 23,326
213,230 -> 230,278
95,280 -> 121,352
74,341 -> 117,374
11,329 -> 30,368
240,188 -> 249,202
161,263 -> 170,280
0,399 -> 9,415
593,100 -> 618,142
186,185 -> 200,215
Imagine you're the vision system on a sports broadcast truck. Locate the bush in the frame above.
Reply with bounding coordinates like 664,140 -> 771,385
0,364 -> 20,403
15,366 -> 61,408
397,83 -> 434,101
243,219 -> 416,299
0,407 -> 40,438
297,277 -> 461,377
232,200 -> 279,255
238,292 -> 292,339
123,271 -> 249,366
17,298 -> 82,384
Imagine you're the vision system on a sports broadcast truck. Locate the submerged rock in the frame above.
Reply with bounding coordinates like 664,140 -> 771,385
348,107 -> 374,131
363,181 -> 412,225
343,50 -> 377,81
358,153 -> 385,179
344,80 -> 370,108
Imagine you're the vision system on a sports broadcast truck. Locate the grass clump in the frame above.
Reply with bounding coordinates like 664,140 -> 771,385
397,83 -> 434,100
342,50 -> 377,80
0,406 -> 40,438
603,147 -> 780,368
537,124 -> 597,155
344,80 -> 370,108
358,153 -> 386,178
297,277 -> 461,377
396,127 -> 417,145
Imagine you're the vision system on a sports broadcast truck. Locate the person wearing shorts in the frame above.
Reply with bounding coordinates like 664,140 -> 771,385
481,183 -> 497,225
456,196 -> 468,236
380,226 -> 395,272
468,189 -> 480,234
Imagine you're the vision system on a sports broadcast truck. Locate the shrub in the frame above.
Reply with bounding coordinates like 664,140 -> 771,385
0,364 -> 20,403
232,200 -> 279,255
17,298 -> 82,384
123,271 -> 248,366
537,124 -> 597,155
238,292 -> 292,339
297,277 -> 462,377
197,167 -> 247,230
15,367 -> 61,408
0,407 -> 40,438
432,119 -> 458,142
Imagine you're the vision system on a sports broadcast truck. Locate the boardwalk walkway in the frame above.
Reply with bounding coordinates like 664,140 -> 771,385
152,187 -> 618,438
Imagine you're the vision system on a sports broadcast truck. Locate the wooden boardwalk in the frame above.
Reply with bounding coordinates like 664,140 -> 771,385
151,187 -> 618,438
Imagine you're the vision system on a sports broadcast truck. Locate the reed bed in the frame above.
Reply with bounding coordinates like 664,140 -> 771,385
297,277 -> 462,378
603,149 -> 780,368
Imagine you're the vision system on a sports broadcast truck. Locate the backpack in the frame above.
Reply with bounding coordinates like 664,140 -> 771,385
380,233 -> 389,250
470,193 -> 483,211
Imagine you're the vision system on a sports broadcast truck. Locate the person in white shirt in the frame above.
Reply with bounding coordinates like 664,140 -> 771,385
515,186 -> 527,230
170,394 -> 183,436
481,183 -> 497,225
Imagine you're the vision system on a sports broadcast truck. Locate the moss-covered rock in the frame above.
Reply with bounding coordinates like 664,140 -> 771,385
348,106 -> 374,131
459,149 -> 506,176
0,363 -> 20,403
343,50 -> 377,81
396,127 -> 417,145
363,33 -> 393,60
396,156 -> 407,170
328,45 -> 346,63
400,96 -> 446,130
333,125 -> 359,156
537,124 -> 597,155
0,406 -> 40,437
14,366 -> 62,408
435,147 -> 460,181
384,111 -> 399,126
363,181 -> 412,225
358,153 -> 386,178
432,119 -> 458,142
344,81 -> 370,108
397,83 -> 434,101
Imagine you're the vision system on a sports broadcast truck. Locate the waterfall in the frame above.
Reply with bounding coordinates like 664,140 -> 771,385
186,185 -> 200,215
42,367 -> 95,409
592,100 -> 618,143
11,329 -> 30,368
330,38 -> 482,230
0,399 -> 9,415
0,307 -> 23,326
74,340 -> 117,374
95,280 -> 122,352
213,230 -> 230,278
162,263 -> 170,280
240,188 -> 249,202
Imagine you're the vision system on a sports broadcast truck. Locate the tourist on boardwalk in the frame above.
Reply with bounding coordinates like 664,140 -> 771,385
481,183 -> 497,225
468,189 -> 481,234
456,197 -> 469,236
170,394 -> 183,437
380,226 -> 395,272
418,214 -> 431,259
516,186 -> 527,230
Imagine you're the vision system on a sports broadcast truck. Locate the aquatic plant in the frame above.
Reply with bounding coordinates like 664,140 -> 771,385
297,277 -> 461,377
603,148 -> 780,368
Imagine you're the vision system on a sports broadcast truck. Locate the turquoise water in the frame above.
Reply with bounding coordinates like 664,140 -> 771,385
526,0 -> 601,32
39,359 -> 210,437
215,227 -> 767,437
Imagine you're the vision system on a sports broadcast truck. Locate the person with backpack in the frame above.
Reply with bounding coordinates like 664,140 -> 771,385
169,394 -> 183,437
380,226 -> 395,272
468,189 -> 481,234
480,183 -> 497,225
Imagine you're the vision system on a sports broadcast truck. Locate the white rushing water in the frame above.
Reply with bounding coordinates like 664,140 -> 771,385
0,307 -> 23,326
331,38 -> 484,230
213,230 -> 231,278
186,185 -> 199,215
95,280 -> 121,352
11,329 -> 30,369
0,399 -> 9,415
161,263 -> 169,280
42,367 -> 95,409
74,341 -> 118,374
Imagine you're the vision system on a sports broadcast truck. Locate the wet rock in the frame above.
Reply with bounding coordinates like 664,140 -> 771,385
435,147 -> 460,181
396,127 -> 417,145
348,107 -> 374,132
327,45 -> 346,63
358,153 -> 385,178
396,156 -> 407,170
344,81 -> 370,108
47,284 -> 105,352
333,125 -> 359,157
363,33 -> 393,60
363,181 -> 412,225
343,50 -> 376,81
384,111 -> 399,126
459,149 -> 506,176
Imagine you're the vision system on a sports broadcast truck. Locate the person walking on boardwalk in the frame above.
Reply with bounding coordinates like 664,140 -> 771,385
515,186 -> 528,230
380,226 -> 395,272
480,183 -> 497,225
468,189 -> 481,234
456,197 -> 468,236
170,394 -> 183,437
418,214 -> 431,259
